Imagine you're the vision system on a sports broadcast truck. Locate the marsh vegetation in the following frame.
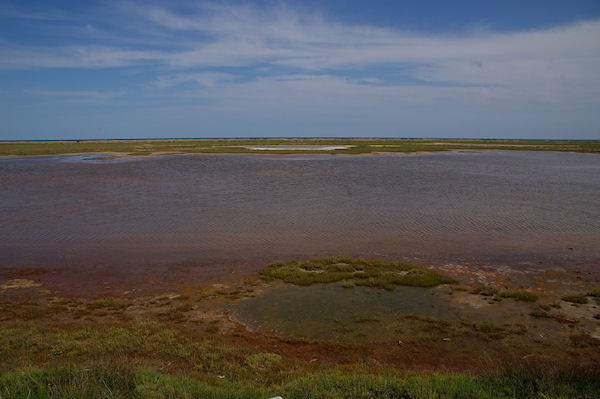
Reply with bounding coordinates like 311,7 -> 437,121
260,257 -> 456,289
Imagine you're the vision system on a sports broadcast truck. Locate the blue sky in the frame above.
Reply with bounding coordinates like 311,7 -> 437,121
1,1 -> 600,140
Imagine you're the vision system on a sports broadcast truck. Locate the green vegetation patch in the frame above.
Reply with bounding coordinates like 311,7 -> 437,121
260,257 -> 455,290
562,295 -> 589,305
530,309 -> 552,319
472,287 -> 538,302
1,365 -> 599,399
245,352 -> 282,369
497,290 -> 538,302
1,316 -> 599,398
528,307 -> 578,324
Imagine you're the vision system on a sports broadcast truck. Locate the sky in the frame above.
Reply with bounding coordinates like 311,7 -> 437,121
1,1 -> 600,140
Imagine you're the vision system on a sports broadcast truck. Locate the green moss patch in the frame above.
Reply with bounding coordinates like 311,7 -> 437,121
260,257 -> 455,290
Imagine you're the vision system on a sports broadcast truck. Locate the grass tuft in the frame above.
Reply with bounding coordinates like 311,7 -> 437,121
2,364 -> 599,399
530,309 -> 552,319
245,352 -> 282,369
562,296 -> 588,305
497,290 -> 538,302
589,289 -> 600,297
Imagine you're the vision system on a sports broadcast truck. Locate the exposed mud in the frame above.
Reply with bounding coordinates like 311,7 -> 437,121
1,263 -> 598,371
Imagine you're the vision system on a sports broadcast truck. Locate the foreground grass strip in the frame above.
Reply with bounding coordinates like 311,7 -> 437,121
1,365 -> 599,399
261,257 -> 455,289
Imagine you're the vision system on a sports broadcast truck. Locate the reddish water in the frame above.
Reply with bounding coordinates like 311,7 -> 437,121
1,151 -> 599,294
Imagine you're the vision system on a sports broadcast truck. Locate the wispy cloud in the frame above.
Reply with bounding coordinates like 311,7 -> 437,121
20,89 -> 124,105
150,72 -> 235,89
1,2 -> 599,139
2,3 -> 598,97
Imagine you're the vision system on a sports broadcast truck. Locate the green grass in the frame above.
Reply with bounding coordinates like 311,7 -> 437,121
497,290 -> 538,302
245,352 -> 282,369
472,287 -> 538,302
1,316 -> 599,398
530,309 -> 552,319
260,257 -> 455,289
1,364 -> 599,399
1,138 -> 600,157
562,295 -> 589,304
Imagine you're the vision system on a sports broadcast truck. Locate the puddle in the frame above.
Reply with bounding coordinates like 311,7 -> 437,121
230,284 -> 482,342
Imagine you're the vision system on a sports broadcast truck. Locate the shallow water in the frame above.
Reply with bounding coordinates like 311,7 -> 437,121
230,284 -> 480,342
1,151 -> 599,292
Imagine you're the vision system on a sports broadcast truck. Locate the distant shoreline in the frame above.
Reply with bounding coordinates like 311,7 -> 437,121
1,138 -> 599,156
